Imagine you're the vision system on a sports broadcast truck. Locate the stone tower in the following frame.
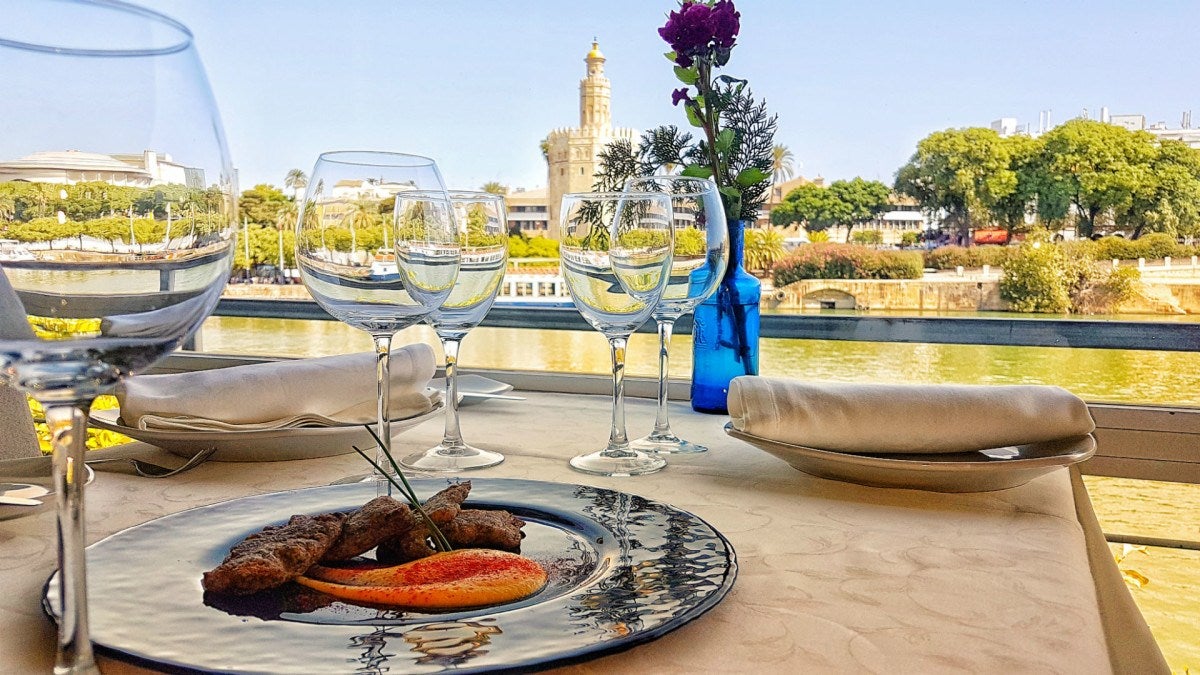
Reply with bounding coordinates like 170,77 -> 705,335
545,41 -> 636,236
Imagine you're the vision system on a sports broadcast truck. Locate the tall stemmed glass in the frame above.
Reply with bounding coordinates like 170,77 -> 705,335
296,153 -> 459,482
0,3 -> 236,672
558,192 -> 674,476
402,191 -> 509,471
625,177 -> 728,454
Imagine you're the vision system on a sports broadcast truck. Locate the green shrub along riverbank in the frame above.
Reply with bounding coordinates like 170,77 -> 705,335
769,232 -> 1193,314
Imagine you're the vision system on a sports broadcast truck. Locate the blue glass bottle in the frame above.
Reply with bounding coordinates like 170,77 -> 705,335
691,219 -> 761,413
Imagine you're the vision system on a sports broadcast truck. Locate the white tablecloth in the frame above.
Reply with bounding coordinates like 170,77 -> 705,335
0,390 -> 1167,674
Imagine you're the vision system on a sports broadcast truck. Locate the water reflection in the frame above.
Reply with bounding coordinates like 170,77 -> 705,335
200,315 -> 1200,406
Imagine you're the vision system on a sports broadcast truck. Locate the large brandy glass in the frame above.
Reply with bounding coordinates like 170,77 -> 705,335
0,2 -> 236,672
557,192 -> 674,476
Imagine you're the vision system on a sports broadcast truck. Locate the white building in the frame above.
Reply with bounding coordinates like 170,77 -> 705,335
0,149 -> 203,187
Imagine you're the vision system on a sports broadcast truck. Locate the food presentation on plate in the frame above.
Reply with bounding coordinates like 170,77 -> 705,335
202,481 -> 548,611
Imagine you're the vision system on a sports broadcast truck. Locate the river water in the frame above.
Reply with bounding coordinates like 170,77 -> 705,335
196,313 -> 1200,668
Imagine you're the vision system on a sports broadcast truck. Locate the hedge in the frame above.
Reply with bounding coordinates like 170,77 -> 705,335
773,243 -> 924,285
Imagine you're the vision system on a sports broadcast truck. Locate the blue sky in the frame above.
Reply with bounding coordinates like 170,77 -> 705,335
148,0 -> 1199,193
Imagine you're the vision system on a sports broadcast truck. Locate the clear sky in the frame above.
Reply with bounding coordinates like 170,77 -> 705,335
148,0 -> 1199,193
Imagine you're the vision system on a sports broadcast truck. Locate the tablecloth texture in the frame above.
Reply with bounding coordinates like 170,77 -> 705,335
0,390 -> 1167,674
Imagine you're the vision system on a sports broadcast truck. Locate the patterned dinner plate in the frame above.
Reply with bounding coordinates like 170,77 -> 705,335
45,478 -> 737,674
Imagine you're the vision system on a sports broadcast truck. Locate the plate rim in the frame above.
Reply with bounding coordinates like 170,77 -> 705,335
46,477 -> 738,674
725,423 -> 1096,473
88,403 -> 445,441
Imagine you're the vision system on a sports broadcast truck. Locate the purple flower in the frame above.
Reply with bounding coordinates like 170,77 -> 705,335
671,87 -> 692,106
658,1 -> 714,66
710,0 -> 740,49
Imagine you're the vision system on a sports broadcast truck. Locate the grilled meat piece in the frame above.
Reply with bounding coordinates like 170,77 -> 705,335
376,482 -> 473,564
442,509 -> 526,551
423,481 -> 471,523
202,513 -> 345,596
322,496 -> 418,562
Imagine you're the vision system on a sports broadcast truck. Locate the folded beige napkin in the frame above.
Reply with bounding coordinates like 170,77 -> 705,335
727,376 -> 1095,454
117,344 -> 438,432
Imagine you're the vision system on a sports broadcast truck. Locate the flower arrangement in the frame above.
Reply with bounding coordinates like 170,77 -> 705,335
594,0 -> 775,223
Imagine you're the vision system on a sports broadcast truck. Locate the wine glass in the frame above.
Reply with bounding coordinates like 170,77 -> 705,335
558,192 -> 674,476
0,3 -> 236,672
624,177 -> 728,454
402,191 -> 509,471
295,153 -> 459,482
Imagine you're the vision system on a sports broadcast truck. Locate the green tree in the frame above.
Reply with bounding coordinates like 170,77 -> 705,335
989,134 -> 1044,238
239,184 -> 290,226
1039,119 -> 1157,238
770,183 -> 838,232
771,144 -> 795,185
827,178 -> 891,242
1116,139 -> 1200,239
480,181 -> 508,195
895,127 -> 1017,243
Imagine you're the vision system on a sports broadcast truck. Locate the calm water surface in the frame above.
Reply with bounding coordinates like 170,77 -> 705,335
198,314 -> 1200,406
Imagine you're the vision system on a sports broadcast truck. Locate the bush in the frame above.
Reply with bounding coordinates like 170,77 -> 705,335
850,230 -> 883,245
773,243 -> 923,285
1000,239 -> 1071,313
923,245 -> 1013,270
1092,233 -> 1182,261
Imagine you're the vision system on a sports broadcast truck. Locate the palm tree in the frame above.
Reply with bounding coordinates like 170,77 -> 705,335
744,227 -> 787,276
539,138 -> 550,165
284,168 -> 308,198
771,144 -> 795,186
480,181 -> 507,195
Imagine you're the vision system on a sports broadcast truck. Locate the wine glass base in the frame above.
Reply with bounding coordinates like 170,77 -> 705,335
400,444 -> 505,472
630,433 -> 708,454
569,449 -> 667,476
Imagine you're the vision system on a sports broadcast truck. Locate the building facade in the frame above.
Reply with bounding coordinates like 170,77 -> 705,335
0,150 -> 202,187
544,42 -> 636,235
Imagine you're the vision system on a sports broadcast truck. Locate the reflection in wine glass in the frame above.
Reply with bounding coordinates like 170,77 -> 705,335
402,191 -> 508,471
624,177 -> 728,454
557,192 -> 673,476
296,153 -> 459,483
0,2 -> 236,672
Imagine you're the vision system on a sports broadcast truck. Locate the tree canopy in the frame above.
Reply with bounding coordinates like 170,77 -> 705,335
770,178 -> 890,241
896,119 -> 1200,240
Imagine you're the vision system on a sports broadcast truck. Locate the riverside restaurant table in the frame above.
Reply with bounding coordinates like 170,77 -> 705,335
0,389 -> 1168,674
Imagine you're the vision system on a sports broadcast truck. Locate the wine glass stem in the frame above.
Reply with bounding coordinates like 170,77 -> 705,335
440,337 -> 464,448
45,403 -> 99,675
652,318 -> 675,436
607,336 -> 631,452
372,334 -> 393,484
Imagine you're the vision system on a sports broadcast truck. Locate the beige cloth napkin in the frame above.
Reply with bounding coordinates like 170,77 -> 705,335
117,344 -> 438,431
728,376 -> 1095,454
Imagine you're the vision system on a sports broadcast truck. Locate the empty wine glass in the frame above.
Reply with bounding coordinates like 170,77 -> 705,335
295,153 -> 459,482
624,177 -> 728,454
0,2 -> 236,672
558,192 -> 674,476
402,191 -> 508,471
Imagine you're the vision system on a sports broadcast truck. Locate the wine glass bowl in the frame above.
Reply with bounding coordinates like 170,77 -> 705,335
295,152 -> 459,483
622,176 -> 728,455
0,2 -> 236,672
558,192 -> 674,476
401,191 -> 509,472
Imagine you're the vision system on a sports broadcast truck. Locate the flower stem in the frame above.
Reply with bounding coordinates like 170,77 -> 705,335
355,428 -> 453,553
